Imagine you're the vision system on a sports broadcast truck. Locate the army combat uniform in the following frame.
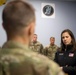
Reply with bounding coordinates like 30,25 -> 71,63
0,41 -> 64,75
44,44 -> 58,60
29,41 -> 44,54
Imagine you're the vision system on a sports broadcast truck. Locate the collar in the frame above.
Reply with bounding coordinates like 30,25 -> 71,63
65,44 -> 73,51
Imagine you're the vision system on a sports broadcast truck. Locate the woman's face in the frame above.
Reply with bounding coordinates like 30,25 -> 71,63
62,32 -> 72,45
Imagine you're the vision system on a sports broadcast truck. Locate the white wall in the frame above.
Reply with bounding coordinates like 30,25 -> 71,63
0,5 -> 6,47
0,0 -> 76,47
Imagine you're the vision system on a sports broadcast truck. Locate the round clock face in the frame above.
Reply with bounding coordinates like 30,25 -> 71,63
43,5 -> 54,16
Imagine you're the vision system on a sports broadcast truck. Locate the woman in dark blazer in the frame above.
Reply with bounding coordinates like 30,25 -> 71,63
54,29 -> 76,75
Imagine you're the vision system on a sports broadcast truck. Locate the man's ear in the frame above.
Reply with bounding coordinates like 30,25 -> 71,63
28,22 -> 35,38
29,21 -> 35,33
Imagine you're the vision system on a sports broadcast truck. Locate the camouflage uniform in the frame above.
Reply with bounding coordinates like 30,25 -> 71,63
0,47 -> 1,51
0,41 -> 64,75
44,44 -> 58,60
29,41 -> 43,54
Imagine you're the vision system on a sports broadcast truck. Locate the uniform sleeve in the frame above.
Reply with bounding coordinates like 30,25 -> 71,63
54,51 -> 59,63
31,54 -> 65,75
40,44 -> 44,54
43,47 -> 48,56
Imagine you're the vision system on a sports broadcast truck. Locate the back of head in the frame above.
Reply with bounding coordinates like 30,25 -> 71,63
2,0 -> 35,36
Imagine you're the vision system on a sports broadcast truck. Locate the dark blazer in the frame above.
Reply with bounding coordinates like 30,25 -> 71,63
54,46 -> 76,75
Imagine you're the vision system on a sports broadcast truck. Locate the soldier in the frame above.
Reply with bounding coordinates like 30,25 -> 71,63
29,34 -> 44,54
0,47 -> 1,50
0,0 -> 64,75
44,37 -> 59,60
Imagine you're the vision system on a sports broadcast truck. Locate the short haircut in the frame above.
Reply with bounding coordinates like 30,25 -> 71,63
50,37 -> 55,40
34,34 -> 37,36
2,0 -> 35,35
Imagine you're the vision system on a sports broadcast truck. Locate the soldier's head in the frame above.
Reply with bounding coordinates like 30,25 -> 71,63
32,34 -> 37,43
2,0 -> 35,43
50,37 -> 55,45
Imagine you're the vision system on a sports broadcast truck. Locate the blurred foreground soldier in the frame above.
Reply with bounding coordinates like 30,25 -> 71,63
29,34 -> 44,54
0,0 -> 64,75
44,37 -> 59,60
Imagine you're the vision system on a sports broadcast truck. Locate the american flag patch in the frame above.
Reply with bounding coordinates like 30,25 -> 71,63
69,53 -> 74,57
